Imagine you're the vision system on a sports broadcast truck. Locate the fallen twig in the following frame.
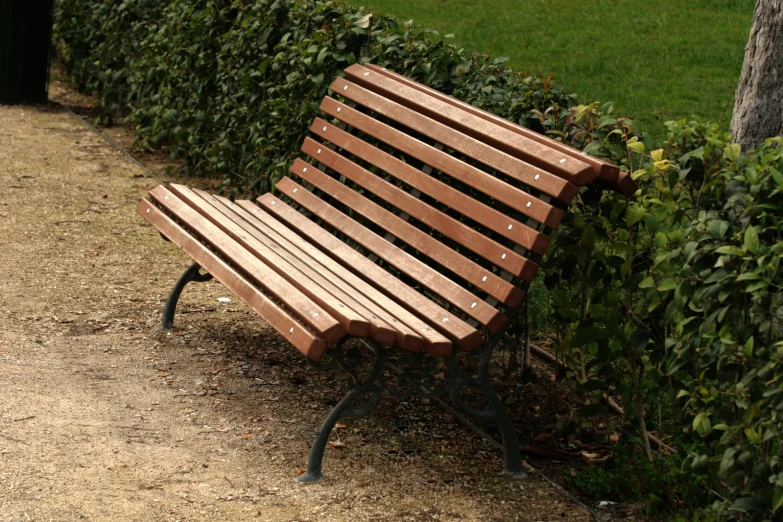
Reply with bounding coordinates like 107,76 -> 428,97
0,432 -> 30,445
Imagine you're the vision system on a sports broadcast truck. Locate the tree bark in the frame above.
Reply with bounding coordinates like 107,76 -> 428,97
730,0 -> 783,150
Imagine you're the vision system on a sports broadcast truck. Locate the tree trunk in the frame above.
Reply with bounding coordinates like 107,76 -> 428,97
730,0 -> 783,150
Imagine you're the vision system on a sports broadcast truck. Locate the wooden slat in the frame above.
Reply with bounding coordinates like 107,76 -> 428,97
289,159 -> 524,307
137,198 -> 331,360
201,191 -> 426,353
146,185 -> 345,343
230,202 -> 454,356
318,98 -> 564,228
345,64 -> 597,187
362,64 -> 638,198
300,136 -> 539,280
227,201 -> 452,357
255,192 -> 484,349
173,186 -> 400,347
164,184 -> 380,341
272,176 -> 509,332
327,77 -> 578,203
309,118 -> 550,255
224,199 -> 450,354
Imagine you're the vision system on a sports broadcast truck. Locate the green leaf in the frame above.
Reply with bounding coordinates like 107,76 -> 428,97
729,496 -> 764,513
744,427 -> 762,444
657,278 -> 677,292
638,276 -> 655,289
744,225 -> 760,255
692,412 -> 707,431
626,204 -> 646,226
627,141 -> 645,154
724,143 -> 741,161
773,488 -> 783,513
737,271 -> 761,281
570,325 -> 601,348
715,245 -> 741,255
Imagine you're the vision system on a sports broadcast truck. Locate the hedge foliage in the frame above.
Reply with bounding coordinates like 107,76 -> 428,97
54,1 -> 783,519
54,0 -> 614,196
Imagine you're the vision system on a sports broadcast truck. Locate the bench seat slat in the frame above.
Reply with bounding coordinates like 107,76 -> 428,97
256,192 -> 485,348
172,185 -> 402,346
228,199 -> 452,356
345,64 -> 597,187
137,198 -> 332,359
319,99 -> 564,228
301,137 -> 538,280
328,78 -> 578,204
165,184 -> 383,341
362,64 -> 638,197
289,159 -> 524,307
310,118 -> 549,255
147,185 -> 346,344
273,176 -> 508,332
203,192 -> 427,353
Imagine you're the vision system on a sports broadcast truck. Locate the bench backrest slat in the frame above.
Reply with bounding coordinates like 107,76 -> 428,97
344,64 -> 597,187
328,78 -> 578,203
288,158 -> 524,307
300,137 -> 539,280
359,64 -> 638,197
317,99 -> 565,228
307,117 -> 550,255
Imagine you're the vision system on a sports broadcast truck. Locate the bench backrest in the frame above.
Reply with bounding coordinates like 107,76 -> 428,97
260,64 -> 635,339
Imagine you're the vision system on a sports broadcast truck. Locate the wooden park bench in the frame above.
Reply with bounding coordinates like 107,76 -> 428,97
137,64 -> 636,482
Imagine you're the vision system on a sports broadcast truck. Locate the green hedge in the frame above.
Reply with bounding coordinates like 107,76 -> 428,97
53,0 -> 635,195
54,1 -> 783,519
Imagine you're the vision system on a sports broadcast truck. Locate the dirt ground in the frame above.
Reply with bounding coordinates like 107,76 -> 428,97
0,82 -> 600,522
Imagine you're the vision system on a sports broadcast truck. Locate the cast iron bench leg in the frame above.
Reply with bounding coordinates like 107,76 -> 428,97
446,358 -> 527,479
160,262 -> 214,330
298,338 -> 526,482
298,338 -> 386,483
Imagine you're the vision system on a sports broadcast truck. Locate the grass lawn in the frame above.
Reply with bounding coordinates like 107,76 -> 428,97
351,0 -> 755,140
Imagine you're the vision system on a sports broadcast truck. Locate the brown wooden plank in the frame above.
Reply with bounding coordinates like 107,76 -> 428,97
164,184 -> 379,341
318,99 -> 565,228
289,159 -> 524,307
345,64 -> 598,187
231,200 -> 454,356
255,192 -> 484,349
360,64 -> 630,187
596,171 -> 638,198
137,198 -> 331,360
309,118 -> 551,254
146,185 -> 346,343
300,137 -> 539,280
272,176 -> 508,332
196,190 -> 421,351
363,64 -> 638,197
326,77 -> 578,204
175,187 -> 400,347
